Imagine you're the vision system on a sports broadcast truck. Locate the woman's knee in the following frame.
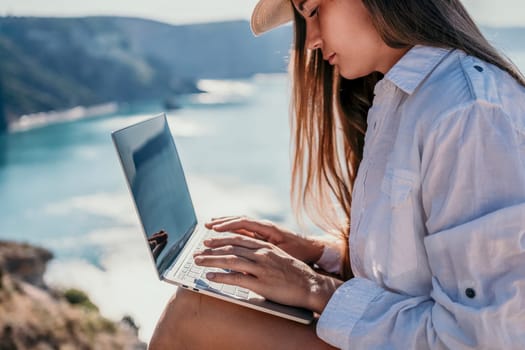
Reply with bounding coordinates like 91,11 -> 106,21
148,288 -> 203,350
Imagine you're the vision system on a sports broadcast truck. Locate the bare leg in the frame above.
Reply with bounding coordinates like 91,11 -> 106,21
149,288 -> 337,350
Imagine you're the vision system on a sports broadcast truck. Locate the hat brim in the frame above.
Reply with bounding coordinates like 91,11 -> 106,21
250,0 -> 294,36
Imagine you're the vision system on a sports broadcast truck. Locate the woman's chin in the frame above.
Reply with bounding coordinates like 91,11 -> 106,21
338,66 -> 369,80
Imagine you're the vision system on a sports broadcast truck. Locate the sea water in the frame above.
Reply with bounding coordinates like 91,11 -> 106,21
0,74 -> 294,341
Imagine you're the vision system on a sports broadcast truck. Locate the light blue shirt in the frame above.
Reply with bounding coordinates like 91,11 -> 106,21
316,45 -> 525,349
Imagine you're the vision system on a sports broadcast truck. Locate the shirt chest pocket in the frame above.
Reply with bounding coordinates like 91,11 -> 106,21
379,167 -> 422,279
381,167 -> 419,208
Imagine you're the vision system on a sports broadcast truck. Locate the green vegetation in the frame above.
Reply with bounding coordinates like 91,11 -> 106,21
85,316 -> 117,335
63,288 -> 99,312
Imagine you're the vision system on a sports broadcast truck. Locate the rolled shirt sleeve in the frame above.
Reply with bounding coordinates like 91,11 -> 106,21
315,234 -> 344,274
317,101 -> 525,349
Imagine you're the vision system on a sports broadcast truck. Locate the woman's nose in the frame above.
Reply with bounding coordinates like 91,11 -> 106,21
305,22 -> 322,50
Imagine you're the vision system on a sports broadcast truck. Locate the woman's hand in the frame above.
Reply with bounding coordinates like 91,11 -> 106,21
193,234 -> 342,314
205,216 -> 325,264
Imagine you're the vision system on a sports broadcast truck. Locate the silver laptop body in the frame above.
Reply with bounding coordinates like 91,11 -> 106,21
111,113 -> 313,324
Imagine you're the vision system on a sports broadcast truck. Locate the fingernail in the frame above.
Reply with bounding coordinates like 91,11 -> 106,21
206,272 -> 215,279
203,239 -> 211,245
194,256 -> 203,263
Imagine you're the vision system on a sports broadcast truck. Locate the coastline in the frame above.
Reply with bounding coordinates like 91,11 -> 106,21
8,102 -> 119,133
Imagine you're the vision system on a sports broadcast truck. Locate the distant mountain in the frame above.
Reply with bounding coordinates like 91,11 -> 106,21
109,17 -> 293,79
0,16 -> 292,131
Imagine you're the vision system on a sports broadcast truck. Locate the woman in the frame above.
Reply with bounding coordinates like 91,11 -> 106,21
150,0 -> 525,348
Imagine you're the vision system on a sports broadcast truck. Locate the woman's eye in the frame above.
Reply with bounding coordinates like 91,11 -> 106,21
309,7 -> 319,18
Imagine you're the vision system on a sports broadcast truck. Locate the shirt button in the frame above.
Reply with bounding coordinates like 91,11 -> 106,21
465,288 -> 476,298
474,65 -> 483,72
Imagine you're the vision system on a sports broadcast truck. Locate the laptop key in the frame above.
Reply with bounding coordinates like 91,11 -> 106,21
235,289 -> 249,299
221,284 -> 236,295
209,282 -> 222,290
188,271 -> 200,278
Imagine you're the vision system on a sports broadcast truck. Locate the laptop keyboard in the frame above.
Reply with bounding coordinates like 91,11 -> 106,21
175,231 -> 250,300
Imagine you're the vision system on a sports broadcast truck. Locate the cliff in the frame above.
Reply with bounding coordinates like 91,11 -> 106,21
0,16 -> 292,131
0,241 -> 146,350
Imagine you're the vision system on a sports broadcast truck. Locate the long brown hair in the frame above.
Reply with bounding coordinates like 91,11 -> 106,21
290,0 -> 525,280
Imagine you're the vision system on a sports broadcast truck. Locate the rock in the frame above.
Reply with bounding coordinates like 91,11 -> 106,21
0,241 -> 53,289
0,241 -> 147,350
0,325 -> 17,350
120,315 -> 140,336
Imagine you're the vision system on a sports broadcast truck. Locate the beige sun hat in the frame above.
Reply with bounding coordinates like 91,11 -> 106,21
250,0 -> 294,36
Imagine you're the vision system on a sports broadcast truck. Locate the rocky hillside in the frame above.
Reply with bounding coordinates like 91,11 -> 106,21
0,16 -> 292,131
0,241 -> 146,350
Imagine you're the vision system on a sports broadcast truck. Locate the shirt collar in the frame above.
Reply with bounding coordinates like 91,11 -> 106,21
383,45 -> 453,95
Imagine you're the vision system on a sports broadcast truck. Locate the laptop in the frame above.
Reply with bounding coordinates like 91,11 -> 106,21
111,113 -> 313,324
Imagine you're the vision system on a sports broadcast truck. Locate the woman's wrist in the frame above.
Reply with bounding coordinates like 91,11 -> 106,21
302,236 -> 325,264
306,272 -> 343,314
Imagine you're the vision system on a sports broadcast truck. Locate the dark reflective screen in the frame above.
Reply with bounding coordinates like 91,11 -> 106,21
112,114 -> 197,275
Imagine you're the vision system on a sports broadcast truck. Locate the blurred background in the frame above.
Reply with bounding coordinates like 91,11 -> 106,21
0,0 -> 523,348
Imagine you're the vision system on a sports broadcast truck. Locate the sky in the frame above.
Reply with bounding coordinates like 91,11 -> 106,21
0,0 -> 523,27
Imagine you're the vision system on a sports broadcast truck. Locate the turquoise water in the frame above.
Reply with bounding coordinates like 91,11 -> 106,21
0,75 -> 294,340
0,76 -> 293,256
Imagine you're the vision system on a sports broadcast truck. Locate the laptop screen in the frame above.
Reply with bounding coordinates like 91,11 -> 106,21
112,114 -> 197,277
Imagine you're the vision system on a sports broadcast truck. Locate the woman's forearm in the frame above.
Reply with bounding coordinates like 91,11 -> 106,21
307,273 -> 344,314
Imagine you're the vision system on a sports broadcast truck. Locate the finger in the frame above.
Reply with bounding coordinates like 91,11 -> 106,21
205,271 -> 259,291
205,216 -> 242,229
231,228 -> 255,237
211,217 -> 278,240
230,229 -> 268,241
193,255 -> 261,275
203,235 -> 270,250
193,245 -> 259,262
211,225 -> 266,241
206,217 -> 273,242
